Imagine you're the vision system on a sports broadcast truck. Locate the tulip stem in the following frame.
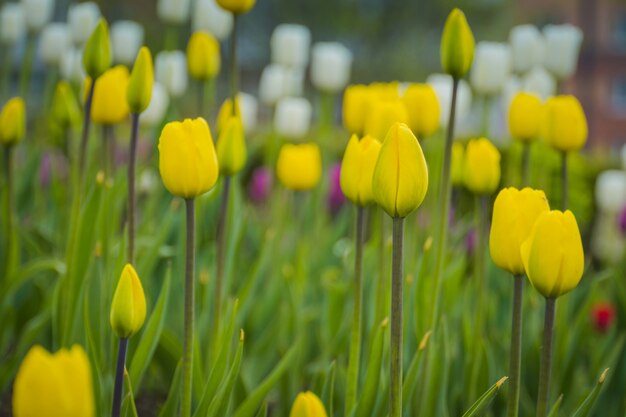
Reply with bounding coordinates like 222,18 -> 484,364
474,195 -> 488,332
127,113 -> 140,263
19,32 -> 36,98
214,176 -> 231,353
536,297 -> 556,417
390,216 -> 404,417
111,337 -> 128,417
346,205 -> 365,414
506,275 -> 524,417
522,143 -> 531,186
561,152 -> 568,210
230,14 -> 238,113
2,145 -> 15,281
182,198 -> 196,417
78,78 -> 97,183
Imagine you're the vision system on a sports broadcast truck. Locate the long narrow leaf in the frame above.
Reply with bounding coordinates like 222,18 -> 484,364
461,376 -> 508,417
571,369 -> 609,417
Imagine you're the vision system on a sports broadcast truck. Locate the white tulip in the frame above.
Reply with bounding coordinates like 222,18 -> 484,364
39,23 -> 70,66
470,41 -> 511,95
60,47 -> 85,84
271,24 -> 311,68
596,170 -> 626,213
591,213 -> 624,264
522,66 -> 556,100
155,50 -> 188,97
237,92 -> 258,133
141,82 -> 170,126
67,2 -> 101,44
0,3 -> 26,46
258,64 -> 303,105
310,42 -> 352,93
111,20 -> 144,66
21,0 -> 54,32
192,0 -> 232,41
274,97 -> 312,139
427,73 -> 473,130
509,24 -> 544,74
157,0 -> 191,24
543,24 -> 583,80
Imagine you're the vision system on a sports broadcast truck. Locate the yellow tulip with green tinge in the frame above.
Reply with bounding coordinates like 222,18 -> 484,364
0,97 -> 26,145
127,46 -> 154,114
340,134 -> 382,206
110,264 -> 147,338
83,19 -> 112,79
441,8 -> 475,78
217,115 -> 247,175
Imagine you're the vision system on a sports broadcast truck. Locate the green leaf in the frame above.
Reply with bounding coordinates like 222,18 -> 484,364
571,369 -> 610,417
158,360 -> 183,417
321,361 -> 336,417
123,368 -> 139,417
253,402 -> 268,417
547,394 -> 564,417
206,330 -> 245,417
461,376 -> 508,417
354,318 -> 388,417
402,329 -> 432,403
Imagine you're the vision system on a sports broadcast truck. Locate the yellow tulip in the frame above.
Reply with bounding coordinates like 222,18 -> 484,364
217,115 -> 247,175
490,187 -> 550,275
127,46 -> 154,114
158,117 -> 219,198
369,82 -> 400,101
83,18 -> 112,79
216,97 -> 241,134
276,142 -> 322,191
187,31 -> 220,81
521,210 -> 584,298
440,8 -> 475,78
462,138 -> 500,195
542,95 -> 587,152
0,97 -> 26,146
50,81 -> 80,129
508,92 -> 542,142
110,264 -> 146,338
364,100 -> 409,141
342,84 -> 371,135
402,83 -> 440,138
340,134 -> 382,206
372,123 -> 428,218
87,65 -> 130,125
13,345 -> 94,417
216,0 -> 255,14
451,141 -> 464,186
290,391 -> 328,417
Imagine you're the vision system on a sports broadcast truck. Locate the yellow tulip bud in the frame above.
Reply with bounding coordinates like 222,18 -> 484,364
110,264 -> 146,338
402,83 -> 440,138
340,134 -> 382,206
342,84 -> 371,135
364,100 -> 409,141
216,97 -> 241,134
521,210 -> 584,298
13,345 -> 94,417
50,81 -> 80,130
369,82 -> 400,101
127,47 -> 154,114
187,31 -> 220,81
451,141 -> 464,186
372,123 -> 428,218
462,138 -> 500,195
0,97 -> 26,146
216,0 -> 255,14
86,66 -> 130,125
158,117 -> 219,198
508,92 -> 542,142
276,142 -> 322,191
217,115 -> 247,175
542,95 -> 587,152
290,391 -> 328,417
490,187 -> 550,275
440,8 -> 475,78
83,18 -> 112,79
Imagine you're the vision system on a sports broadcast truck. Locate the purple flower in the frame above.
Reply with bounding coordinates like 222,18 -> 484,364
248,167 -> 272,203
619,206 -> 626,234
328,163 -> 346,214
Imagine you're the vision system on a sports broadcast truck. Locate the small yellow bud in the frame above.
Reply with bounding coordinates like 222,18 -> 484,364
110,264 -> 147,338
217,115 -> 247,175
289,391 -> 328,417
402,83 -> 440,138
216,97 -> 241,134
187,31 -> 220,81
0,97 -> 26,146
462,138 -> 500,195
339,134 -> 382,206
364,100 -> 409,141
508,92 -> 542,142
127,47 -> 154,114
440,8 -> 475,78
86,66 -> 130,125
342,84 -> 371,135
542,95 -> 587,152
276,142 -> 322,191
83,19 -> 112,79
216,0 -> 256,14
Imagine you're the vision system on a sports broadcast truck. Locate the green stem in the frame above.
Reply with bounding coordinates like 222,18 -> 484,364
346,206 -> 365,414
474,195 -> 488,331
320,92 -> 334,132
78,78 -> 96,184
230,14 -> 238,112
390,216 -> 404,417
2,145 -> 14,281
536,297 -> 556,417
182,198 -> 196,417
481,95 -> 491,137
1,45 -> 11,98
213,176 -> 231,353
561,152 -> 568,210
127,113 -> 140,263
111,338 -> 128,417
522,142 -> 531,187
19,32 -> 36,98
506,275 -> 524,417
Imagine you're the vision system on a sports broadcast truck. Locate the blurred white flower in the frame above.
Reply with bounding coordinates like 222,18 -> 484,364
271,24 -> 311,68
39,23 -> 70,66
192,0 -> 232,41
140,82 -> 170,126
111,20 -> 144,66
60,47 -> 85,84
155,50 -> 188,97
427,73 -> 473,130
67,2 -> 101,44
258,64 -> 303,106
310,42 -> 352,93
522,66 -> 556,100
591,213 -> 624,264
274,97 -> 312,139
596,170 -> 626,213
21,0 -> 54,32
502,76 -> 522,111
509,24 -> 544,74
138,169 -> 159,194
0,3 -> 26,46
470,41 -> 511,95
158,0 -> 191,25
237,92 -> 258,133
543,24 -> 583,80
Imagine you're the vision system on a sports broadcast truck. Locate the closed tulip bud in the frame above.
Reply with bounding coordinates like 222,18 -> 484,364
369,81 -> 401,101
451,141 -> 464,186
290,391 -> 328,417
508,92 -> 542,142
67,2 -> 100,44
158,117 -> 219,198
110,264 -> 146,338
51,81 -> 80,129
542,95 -> 587,152
111,20 -> 144,66
155,50 -> 188,97
61,48 -> 86,84
523,66 -> 556,100
310,42 -> 353,93
462,138 -> 501,195
427,74 -> 473,129
440,8 -> 475,78
192,0 -> 233,41
364,100 -> 409,141
127,47 -> 154,114
0,97 -> 26,146
340,134 -> 382,206
216,97 -> 240,134
21,0 -> 54,32
13,344 -> 95,417
543,24 -> 583,80
186,31 -> 220,80
217,115 -> 246,175
372,123 -> 428,218
274,97 -> 312,140
158,0 -> 191,24
140,82 -> 169,127
1,3 -> 26,46
216,95 -> 259,134
595,170 -> 626,213
470,42 -> 511,95
271,24 -> 311,68
509,25 -> 545,74
402,83 -> 440,138
276,142 -> 322,191
82,19 -> 111,79
39,23 -> 70,66
521,210 -> 584,298
216,0 -> 256,15
342,84 -> 371,135
86,65 -> 130,125
490,187 -> 550,275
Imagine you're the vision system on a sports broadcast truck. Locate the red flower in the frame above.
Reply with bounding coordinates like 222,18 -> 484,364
591,302 -> 616,333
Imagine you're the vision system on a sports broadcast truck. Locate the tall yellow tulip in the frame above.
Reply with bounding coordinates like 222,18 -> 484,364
402,83 -> 440,138
276,142 -> 322,191
87,65 -> 130,125
508,92 -> 542,142
364,100 -> 409,141
462,138 -> 500,195
340,134 -> 382,206
440,8 -> 475,78
542,95 -> 587,152
110,264 -> 146,338
290,391 -> 328,417
0,97 -> 26,145
187,31 -> 221,81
